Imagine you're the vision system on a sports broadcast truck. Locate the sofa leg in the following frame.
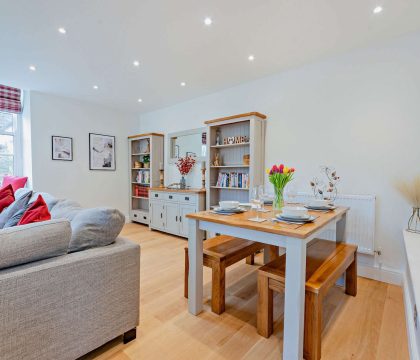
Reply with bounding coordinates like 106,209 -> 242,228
123,328 -> 137,344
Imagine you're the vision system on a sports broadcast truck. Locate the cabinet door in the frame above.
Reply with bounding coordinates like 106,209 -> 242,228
165,203 -> 180,235
150,201 -> 165,230
179,205 -> 196,237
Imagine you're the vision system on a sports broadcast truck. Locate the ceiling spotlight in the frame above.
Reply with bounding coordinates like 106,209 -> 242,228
248,55 -> 255,61
373,6 -> 383,14
133,60 -> 140,67
180,82 -> 186,87
58,27 -> 67,34
204,17 -> 212,26
137,98 -> 143,103
29,65 -> 36,71
93,85 -> 99,90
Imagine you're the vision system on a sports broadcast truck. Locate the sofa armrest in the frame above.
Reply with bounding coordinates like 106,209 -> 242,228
0,237 -> 140,360
0,219 -> 71,270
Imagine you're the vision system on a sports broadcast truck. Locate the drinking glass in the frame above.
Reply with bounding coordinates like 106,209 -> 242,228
251,186 -> 263,220
285,182 -> 298,205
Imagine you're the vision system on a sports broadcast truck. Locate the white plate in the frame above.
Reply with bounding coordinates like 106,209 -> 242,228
279,213 -> 311,220
276,214 -> 316,223
213,207 -> 244,213
305,205 -> 336,211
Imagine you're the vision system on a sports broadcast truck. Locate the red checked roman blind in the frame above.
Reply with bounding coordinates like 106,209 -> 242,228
0,85 -> 22,113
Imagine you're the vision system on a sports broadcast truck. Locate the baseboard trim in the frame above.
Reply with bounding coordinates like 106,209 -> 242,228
403,271 -> 419,360
358,264 -> 402,285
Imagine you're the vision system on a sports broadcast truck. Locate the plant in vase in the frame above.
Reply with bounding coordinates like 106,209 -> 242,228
143,155 -> 150,169
266,164 -> 295,210
176,155 -> 196,189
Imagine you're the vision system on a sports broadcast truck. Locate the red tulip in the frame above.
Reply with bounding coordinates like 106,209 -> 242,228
272,165 -> 279,173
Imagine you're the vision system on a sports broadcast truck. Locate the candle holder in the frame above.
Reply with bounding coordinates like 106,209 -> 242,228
159,169 -> 164,188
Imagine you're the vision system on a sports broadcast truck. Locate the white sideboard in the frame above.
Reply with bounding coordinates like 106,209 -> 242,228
149,188 -> 206,238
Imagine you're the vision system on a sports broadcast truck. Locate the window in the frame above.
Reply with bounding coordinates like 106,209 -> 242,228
0,110 -> 19,182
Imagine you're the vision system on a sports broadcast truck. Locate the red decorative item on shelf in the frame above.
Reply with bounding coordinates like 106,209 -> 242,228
176,156 -> 196,176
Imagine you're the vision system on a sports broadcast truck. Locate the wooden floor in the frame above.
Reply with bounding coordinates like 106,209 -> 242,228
80,223 -> 409,360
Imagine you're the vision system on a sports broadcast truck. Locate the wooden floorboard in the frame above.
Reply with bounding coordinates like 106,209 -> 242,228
79,223 -> 409,360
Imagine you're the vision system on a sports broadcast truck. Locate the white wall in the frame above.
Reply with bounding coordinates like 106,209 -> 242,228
138,31 -> 420,273
29,92 -> 137,216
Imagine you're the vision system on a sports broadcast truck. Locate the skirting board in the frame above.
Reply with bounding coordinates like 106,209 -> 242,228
358,264 -> 403,286
403,271 -> 420,360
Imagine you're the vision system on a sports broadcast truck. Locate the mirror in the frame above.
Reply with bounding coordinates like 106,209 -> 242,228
168,128 -> 207,163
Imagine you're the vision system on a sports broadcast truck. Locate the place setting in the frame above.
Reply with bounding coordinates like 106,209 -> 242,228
305,199 -> 337,212
212,201 -> 246,215
273,205 -> 318,225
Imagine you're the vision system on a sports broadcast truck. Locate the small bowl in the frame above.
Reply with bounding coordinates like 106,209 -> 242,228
308,199 -> 331,207
219,201 -> 240,210
282,206 -> 308,218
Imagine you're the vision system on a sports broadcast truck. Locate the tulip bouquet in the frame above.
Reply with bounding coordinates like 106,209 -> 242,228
266,164 -> 295,209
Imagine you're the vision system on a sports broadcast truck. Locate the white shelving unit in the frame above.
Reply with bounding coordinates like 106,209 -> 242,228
128,133 -> 164,225
205,112 -> 266,209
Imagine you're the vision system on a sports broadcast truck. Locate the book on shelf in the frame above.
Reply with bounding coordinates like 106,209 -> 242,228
215,172 -> 249,189
134,185 -> 149,198
136,170 -> 150,184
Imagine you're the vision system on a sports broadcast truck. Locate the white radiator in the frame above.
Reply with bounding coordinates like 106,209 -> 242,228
293,193 -> 376,255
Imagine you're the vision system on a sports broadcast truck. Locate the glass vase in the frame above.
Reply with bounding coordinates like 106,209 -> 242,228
273,187 -> 284,213
180,176 -> 186,189
408,207 -> 420,234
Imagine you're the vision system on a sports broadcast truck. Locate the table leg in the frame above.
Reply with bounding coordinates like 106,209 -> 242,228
283,238 -> 307,360
336,212 -> 347,243
188,219 -> 204,315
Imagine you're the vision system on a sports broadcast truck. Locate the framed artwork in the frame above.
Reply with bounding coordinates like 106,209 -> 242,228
89,133 -> 116,171
52,136 -> 73,161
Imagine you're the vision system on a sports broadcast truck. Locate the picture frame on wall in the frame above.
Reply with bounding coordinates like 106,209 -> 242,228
89,133 -> 116,171
52,136 -> 73,161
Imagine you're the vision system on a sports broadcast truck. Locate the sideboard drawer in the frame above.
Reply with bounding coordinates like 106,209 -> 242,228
164,193 -> 181,202
131,210 -> 149,225
179,194 -> 197,205
150,191 -> 163,200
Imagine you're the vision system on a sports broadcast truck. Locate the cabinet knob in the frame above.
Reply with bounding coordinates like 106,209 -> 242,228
169,195 -> 173,199
176,216 -> 178,222
185,197 -> 189,201
134,214 -> 137,218
155,194 -> 158,197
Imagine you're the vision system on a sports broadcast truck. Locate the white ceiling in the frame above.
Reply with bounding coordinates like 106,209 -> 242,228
1,0 -> 420,114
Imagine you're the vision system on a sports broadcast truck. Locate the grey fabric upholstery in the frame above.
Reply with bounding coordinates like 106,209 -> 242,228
0,237 -> 140,360
0,190 -> 32,228
50,199 -> 82,221
0,219 -> 71,270
68,208 -> 125,252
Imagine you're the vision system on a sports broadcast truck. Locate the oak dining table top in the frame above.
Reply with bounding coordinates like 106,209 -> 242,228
186,206 -> 349,239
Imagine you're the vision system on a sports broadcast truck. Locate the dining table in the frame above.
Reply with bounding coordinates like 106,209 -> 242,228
186,205 -> 349,360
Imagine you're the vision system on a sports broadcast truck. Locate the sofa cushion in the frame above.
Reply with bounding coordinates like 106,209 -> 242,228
2,175 -> 28,192
50,199 -> 83,221
29,192 -> 59,211
0,184 -> 15,213
0,190 -> 32,228
0,219 -> 71,270
18,195 -> 51,226
68,208 -> 125,252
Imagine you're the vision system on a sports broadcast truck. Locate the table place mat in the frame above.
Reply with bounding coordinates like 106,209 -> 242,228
257,208 -> 271,213
248,217 -> 267,223
210,211 -> 235,216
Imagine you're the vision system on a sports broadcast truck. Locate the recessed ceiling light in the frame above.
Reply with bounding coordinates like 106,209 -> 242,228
373,6 -> 383,14
58,27 -> 67,34
248,55 -> 255,61
180,82 -> 186,87
137,98 -> 143,103
29,65 -> 36,71
93,85 -> 99,90
204,17 -> 212,26
133,60 -> 140,67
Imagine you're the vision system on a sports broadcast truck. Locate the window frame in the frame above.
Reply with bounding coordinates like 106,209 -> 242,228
0,110 -> 23,179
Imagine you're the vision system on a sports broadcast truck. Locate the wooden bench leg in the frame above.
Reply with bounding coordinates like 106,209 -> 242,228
263,245 -> 279,264
246,254 -> 255,265
257,273 -> 273,338
345,252 -> 357,297
184,248 -> 189,299
211,260 -> 226,314
304,292 -> 322,360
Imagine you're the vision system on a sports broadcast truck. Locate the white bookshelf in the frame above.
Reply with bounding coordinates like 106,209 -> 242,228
205,112 -> 266,209
128,133 -> 164,225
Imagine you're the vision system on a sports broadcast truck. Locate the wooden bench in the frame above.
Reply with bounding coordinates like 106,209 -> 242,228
185,235 -> 277,314
257,239 -> 357,360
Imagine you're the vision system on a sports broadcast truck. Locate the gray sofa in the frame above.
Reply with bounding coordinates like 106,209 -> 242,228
0,196 -> 140,360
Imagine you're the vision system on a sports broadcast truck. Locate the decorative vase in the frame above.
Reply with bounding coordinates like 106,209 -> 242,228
180,176 -> 186,189
273,187 -> 284,211
408,207 -> 420,234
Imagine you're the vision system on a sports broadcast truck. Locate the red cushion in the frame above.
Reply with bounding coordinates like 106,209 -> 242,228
17,195 -> 51,226
2,175 -> 28,192
0,184 -> 15,212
